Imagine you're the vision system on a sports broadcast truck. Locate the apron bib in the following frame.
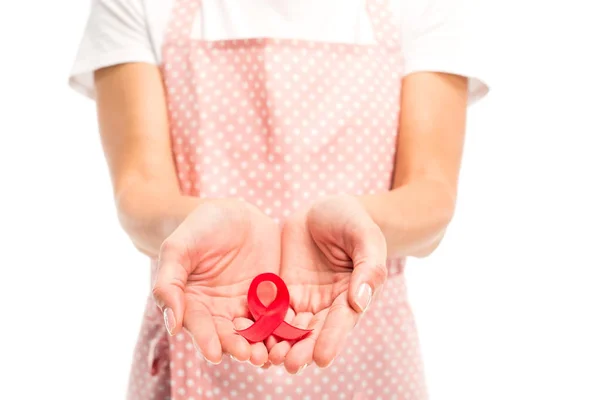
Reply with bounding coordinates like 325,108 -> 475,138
127,0 -> 428,398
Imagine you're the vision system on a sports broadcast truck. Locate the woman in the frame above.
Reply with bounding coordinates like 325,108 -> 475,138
70,0 -> 489,398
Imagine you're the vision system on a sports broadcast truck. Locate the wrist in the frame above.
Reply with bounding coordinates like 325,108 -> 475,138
358,180 -> 455,258
153,195 -> 202,238
357,192 -> 399,248
116,184 -> 201,257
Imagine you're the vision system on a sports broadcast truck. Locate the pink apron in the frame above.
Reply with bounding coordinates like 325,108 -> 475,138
127,0 -> 428,398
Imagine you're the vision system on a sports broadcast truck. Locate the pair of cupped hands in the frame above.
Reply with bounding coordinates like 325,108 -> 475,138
152,194 -> 388,374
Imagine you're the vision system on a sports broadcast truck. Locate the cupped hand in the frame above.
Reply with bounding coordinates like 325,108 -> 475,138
152,199 -> 280,366
268,194 -> 388,373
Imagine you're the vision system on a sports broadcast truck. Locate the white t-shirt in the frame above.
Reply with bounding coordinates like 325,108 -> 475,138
69,0 -> 489,102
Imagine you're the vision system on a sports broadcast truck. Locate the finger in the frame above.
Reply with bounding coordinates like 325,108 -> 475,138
269,312 -> 313,366
185,303 -> 222,364
284,311 -> 327,373
261,361 -> 272,369
266,307 -> 295,353
152,238 -> 192,336
267,307 -> 297,365
347,225 -> 388,314
215,318 -> 252,363
264,335 -> 278,353
312,294 -> 358,368
264,307 -> 295,354
233,318 -> 268,367
267,309 -> 296,365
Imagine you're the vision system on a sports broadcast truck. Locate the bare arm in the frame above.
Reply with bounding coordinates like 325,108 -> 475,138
95,63 -> 199,257
360,72 -> 469,258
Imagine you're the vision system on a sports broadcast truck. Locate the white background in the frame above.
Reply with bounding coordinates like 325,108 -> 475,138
1,1 -> 599,399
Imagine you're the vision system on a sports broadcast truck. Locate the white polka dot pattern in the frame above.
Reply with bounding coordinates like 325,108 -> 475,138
126,0 -> 428,398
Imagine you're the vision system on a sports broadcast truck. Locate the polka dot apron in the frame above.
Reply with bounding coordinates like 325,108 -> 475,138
127,0 -> 428,398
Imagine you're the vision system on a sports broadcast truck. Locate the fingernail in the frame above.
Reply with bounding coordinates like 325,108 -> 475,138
319,360 -> 334,369
163,308 -> 176,336
295,363 -> 308,375
204,357 -> 220,365
356,283 -> 373,312
230,354 -> 240,362
202,352 -> 221,365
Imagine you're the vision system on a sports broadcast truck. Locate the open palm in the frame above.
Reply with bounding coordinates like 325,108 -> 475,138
268,195 -> 388,373
153,199 -> 280,365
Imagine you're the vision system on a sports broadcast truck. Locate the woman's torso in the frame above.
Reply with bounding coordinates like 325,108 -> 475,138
127,0 -> 428,399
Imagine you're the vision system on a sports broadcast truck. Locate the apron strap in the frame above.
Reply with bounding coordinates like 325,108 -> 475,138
365,0 -> 402,49
164,0 -> 202,47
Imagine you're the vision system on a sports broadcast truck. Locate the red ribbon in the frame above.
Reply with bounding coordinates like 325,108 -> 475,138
236,273 -> 312,343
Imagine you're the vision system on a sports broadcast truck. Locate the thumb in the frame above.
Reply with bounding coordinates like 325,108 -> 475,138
347,225 -> 388,314
152,239 -> 190,336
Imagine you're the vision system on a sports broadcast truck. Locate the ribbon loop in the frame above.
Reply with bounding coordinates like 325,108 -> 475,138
236,273 -> 312,343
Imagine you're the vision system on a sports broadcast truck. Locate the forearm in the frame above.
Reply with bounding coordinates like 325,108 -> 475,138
94,63 -> 201,258
359,179 -> 456,258
363,72 -> 467,258
115,179 -> 200,258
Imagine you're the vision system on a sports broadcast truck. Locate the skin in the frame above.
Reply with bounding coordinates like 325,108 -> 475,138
267,195 -> 389,372
266,72 -> 468,372
95,62 -> 467,369
95,63 -> 200,257
153,198 -> 280,365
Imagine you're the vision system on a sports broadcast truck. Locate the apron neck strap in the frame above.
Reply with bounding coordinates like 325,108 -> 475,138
366,0 -> 402,48
164,0 -> 202,47
164,0 -> 401,49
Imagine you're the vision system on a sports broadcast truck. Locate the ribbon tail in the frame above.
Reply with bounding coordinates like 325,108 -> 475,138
273,321 -> 312,341
236,315 -> 282,343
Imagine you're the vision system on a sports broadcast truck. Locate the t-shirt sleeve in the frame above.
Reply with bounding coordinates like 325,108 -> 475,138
397,0 -> 491,105
69,0 -> 158,99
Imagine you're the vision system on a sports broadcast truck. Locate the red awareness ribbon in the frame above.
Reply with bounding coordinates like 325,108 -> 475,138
236,273 -> 312,343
